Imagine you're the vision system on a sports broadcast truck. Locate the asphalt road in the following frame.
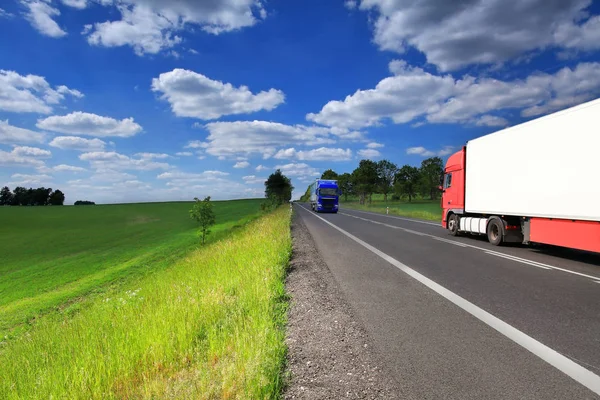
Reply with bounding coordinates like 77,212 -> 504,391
294,203 -> 600,399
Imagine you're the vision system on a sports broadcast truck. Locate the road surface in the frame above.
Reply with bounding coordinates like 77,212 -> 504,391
294,203 -> 600,399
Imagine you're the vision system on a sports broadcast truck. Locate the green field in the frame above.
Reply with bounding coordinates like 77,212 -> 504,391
340,194 -> 442,221
0,206 -> 291,399
0,199 -> 264,337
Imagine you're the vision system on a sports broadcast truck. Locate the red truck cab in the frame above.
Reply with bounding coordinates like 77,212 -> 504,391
441,148 -> 465,231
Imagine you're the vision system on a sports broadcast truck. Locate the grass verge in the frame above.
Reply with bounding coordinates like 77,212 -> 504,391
0,199 -> 263,338
341,199 -> 441,221
0,207 -> 291,399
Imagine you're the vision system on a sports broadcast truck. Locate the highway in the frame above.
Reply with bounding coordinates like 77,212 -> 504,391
294,203 -> 600,399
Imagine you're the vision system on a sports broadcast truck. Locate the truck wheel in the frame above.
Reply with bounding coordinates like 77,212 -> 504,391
487,218 -> 503,246
448,214 -> 460,236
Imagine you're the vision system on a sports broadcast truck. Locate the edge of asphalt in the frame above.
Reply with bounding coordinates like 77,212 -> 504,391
283,209 -> 402,400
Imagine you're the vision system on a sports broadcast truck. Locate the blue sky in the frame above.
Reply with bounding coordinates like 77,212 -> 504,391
1,0 -> 600,203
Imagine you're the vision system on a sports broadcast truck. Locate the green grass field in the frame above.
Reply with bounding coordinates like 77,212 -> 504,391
0,199 -> 264,337
340,194 -> 442,221
0,206 -> 291,399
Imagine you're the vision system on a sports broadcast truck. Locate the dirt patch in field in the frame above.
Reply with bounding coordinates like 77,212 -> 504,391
284,213 -> 400,399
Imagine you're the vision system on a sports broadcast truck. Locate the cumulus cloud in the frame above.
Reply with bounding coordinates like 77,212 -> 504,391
134,152 -> 170,159
61,0 -> 88,10
0,120 -> 46,144
475,115 -> 509,127
9,173 -> 53,186
255,164 -> 268,172
12,145 -> 52,158
79,151 -> 171,171
0,149 -> 46,168
0,70 -> 83,114
242,175 -> 265,185
151,69 -> 285,119
52,164 -> 87,172
49,136 -> 106,151
198,120 -> 363,159
84,0 -> 266,55
356,0 -> 600,71
175,151 -> 193,156
21,0 -> 67,38
233,161 -> 250,168
37,112 -> 143,137
366,142 -> 384,149
0,8 -> 14,18
308,61 -> 600,129
273,147 -> 352,161
274,162 -> 320,180
406,146 -> 455,157
357,148 -> 381,159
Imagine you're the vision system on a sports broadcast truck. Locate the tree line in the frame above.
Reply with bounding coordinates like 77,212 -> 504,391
0,186 -> 65,206
300,157 -> 444,204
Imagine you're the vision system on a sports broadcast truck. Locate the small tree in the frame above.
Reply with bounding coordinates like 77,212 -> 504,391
394,165 -> 420,202
49,190 -> 66,205
376,159 -> 398,202
0,186 -> 12,206
337,173 -> 353,201
189,196 -> 216,244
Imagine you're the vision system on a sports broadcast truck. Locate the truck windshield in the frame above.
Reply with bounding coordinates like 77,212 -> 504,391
319,188 -> 338,196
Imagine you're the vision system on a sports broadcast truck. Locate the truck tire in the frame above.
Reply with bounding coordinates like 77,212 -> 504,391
487,218 -> 503,246
448,214 -> 460,236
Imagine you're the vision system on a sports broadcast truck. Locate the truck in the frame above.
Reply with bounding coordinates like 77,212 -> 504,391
309,179 -> 340,213
441,97 -> 600,253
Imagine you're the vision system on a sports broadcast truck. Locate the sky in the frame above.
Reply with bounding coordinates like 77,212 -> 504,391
1,0 -> 600,204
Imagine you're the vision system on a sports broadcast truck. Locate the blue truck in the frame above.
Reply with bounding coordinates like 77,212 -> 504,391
309,179 -> 340,213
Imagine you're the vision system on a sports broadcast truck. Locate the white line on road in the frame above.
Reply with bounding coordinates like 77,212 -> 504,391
341,207 -> 440,226
299,205 -> 600,395
340,211 -> 600,282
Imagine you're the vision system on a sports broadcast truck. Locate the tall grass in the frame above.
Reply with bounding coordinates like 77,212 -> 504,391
0,207 -> 291,399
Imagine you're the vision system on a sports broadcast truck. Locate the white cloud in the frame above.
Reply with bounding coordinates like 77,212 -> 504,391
406,146 -> 455,157
84,0 -> 265,55
175,151 -> 193,156
200,120 -> 363,159
475,115 -> 509,127
233,161 -> 250,168
0,70 -> 83,114
49,136 -> 106,151
151,69 -> 285,119
37,112 -> 142,137
52,164 -> 87,172
273,147 -> 352,161
255,164 -> 268,172
344,1 -> 357,10
89,169 -> 137,182
366,142 -> 384,149
0,149 -> 45,168
356,0 -> 600,71
134,152 -> 170,159
184,140 -> 206,149
242,175 -> 265,185
12,145 -> 52,158
9,173 -> 52,186
21,0 -> 67,38
61,0 -> 87,9
274,162 -> 320,179
357,148 -> 381,159
79,151 -> 171,171
0,8 -> 14,18
0,120 -> 46,144
309,61 -> 600,129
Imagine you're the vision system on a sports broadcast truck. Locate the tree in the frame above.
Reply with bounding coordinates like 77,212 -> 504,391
394,165 -> 420,202
264,169 -> 294,206
337,172 -> 353,202
321,169 -> 338,180
75,200 -> 95,206
33,187 -> 52,206
419,157 -> 444,200
49,190 -> 66,206
0,186 -> 12,206
376,160 -> 398,202
12,187 -> 27,206
189,196 -> 216,244
351,160 -> 379,205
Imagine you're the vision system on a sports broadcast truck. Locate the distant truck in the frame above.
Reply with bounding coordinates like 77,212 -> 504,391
441,98 -> 600,253
309,179 -> 340,213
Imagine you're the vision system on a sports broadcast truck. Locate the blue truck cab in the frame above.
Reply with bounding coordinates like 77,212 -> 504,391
309,179 -> 341,213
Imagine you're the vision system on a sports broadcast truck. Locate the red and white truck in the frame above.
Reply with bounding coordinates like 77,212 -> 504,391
441,98 -> 600,253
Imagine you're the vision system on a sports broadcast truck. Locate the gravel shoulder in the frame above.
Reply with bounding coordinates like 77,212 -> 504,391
283,211 -> 401,399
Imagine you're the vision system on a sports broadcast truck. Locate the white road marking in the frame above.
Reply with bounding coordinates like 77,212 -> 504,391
485,252 -> 552,270
341,207 -> 440,226
340,211 -> 600,282
299,205 -> 600,395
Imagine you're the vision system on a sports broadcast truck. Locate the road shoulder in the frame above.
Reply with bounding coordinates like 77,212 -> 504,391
284,211 -> 400,399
